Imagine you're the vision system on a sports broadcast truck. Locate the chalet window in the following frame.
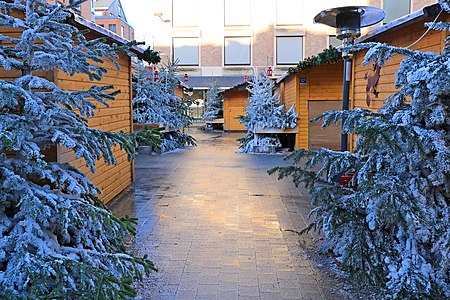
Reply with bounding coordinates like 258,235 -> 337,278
276,36 -> 303,65
224,0 -> 250,26
172,0 -> 199,27
173,37 -> 199,65
276,0 -> 303,25
120,25 -> 124,38
224,37 -> 251,65
328,35 -> 341,48
383,0 -> 410,23
108,24 -> 117,34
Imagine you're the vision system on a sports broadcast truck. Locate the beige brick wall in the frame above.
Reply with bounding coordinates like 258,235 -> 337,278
201,44 -> 222,67
253,27 -> 275,66
305,31 -> 328,58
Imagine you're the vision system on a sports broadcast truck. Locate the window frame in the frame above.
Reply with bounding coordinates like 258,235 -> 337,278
275,0 -> 303,26
172,0 -> 199,27
275,36 -> 304,66
224,36 -> 252,66
224,0 -> 251,26
172,37 -> 200,66
108,23 -> 117,34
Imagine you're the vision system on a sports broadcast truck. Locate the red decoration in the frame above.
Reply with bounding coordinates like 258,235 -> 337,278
184,73 -> 189,82
244,75 -> 248,83
267,66 -> 273,76
340,173 -> 357,189
154,70 -> 159,81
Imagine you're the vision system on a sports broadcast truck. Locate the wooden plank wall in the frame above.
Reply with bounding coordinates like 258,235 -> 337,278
351,14 -> 449,149
57,52 -> 134,204
280,61 -> 343,149
223,89 -> 248,131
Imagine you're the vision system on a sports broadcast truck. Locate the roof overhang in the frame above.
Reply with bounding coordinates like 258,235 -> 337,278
70,13 -> 144,56
356,3 -> 442,43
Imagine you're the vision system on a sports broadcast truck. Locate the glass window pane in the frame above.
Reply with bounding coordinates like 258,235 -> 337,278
276,0 -> 303,25
383,0 -> 410,23
329,35 -> 341,48
173,0 -> 198,27
276,36 -> 303,65
173,38 -> 199,65
108,24 -> 116,33
225,0 -> 250,26
225,37 -> 251,65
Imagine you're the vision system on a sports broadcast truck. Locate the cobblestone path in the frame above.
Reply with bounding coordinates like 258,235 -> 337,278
110,128 -> 344,300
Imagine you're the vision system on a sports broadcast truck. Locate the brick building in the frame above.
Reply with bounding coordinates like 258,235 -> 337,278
146,0 -> 436,83
92,0 -> 134,40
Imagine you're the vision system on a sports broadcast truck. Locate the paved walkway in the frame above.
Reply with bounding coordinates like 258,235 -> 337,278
110,128 -> 343,300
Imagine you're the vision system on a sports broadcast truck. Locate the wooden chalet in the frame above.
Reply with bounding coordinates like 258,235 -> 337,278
350,3 -> 448,149
223,83 -> 248,131
277,60 -> 344,150
0,11 -> 142,204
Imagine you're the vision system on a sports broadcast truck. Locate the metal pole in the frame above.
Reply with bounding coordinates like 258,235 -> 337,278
341,56 -> 351,152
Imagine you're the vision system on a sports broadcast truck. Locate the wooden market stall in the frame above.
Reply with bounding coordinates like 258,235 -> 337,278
277,59 -> 344,150
223,83 -> 248,131
0,12 -> 141,204
350,3 -> 448,149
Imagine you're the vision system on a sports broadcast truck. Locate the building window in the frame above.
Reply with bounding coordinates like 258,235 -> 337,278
173,37 -> 199,66
172,0 -> 198,27
328,35 -> 341,48
108,24 -> 117,33
383,0 -> 410,23
120,25 -> 124,38
225,0 -> 250,26
224,37 -> 251,65
276,36 -> 303,65
276,0 -> 303,25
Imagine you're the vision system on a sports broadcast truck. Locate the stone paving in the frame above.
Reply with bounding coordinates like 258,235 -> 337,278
110,128 -> 344,300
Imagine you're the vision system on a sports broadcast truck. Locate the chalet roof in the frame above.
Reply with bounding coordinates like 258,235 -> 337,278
357,3 -> 442,43
70,12 -> 143,56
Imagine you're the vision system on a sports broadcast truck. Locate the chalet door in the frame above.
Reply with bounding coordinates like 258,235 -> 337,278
228,106 -> 247,131
308,100 -> 341,150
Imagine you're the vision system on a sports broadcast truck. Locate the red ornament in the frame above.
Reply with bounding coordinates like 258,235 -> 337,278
244,75 -> 248,83
184,73 -> 189,82
267,66 -> 273,77
340,173 -> 357,189
154,70 -> 159,81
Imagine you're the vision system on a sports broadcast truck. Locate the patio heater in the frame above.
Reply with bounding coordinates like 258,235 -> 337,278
314,6 -> 385,151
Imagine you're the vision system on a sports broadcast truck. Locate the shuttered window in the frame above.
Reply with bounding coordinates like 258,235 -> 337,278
173,0 -> 198,27
224,37 -> 251,65
276,36 -> 303,65
225,0 -> 250,26
173,37 -> 199,65
276,0 -> 303,25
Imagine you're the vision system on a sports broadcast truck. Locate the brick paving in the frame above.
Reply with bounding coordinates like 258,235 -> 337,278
110,128 -> 343,300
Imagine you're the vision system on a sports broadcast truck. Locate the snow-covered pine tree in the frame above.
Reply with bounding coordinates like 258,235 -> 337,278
202,79 -> 223,121
0,1 -> 155,298
132,60 -> 196,151
239,68 -> 298,153
270,1 -> 450,298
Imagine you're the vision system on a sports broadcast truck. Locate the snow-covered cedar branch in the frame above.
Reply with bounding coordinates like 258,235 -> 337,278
0,1 -> 155,298
132,60 -> 196,150
203,79 -> 223,121
239,68 -> 298,153
270,1 -> 450,298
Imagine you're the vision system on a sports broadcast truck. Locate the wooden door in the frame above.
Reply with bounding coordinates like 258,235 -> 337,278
308,100 -> 341,150
228,107 -> 247,131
